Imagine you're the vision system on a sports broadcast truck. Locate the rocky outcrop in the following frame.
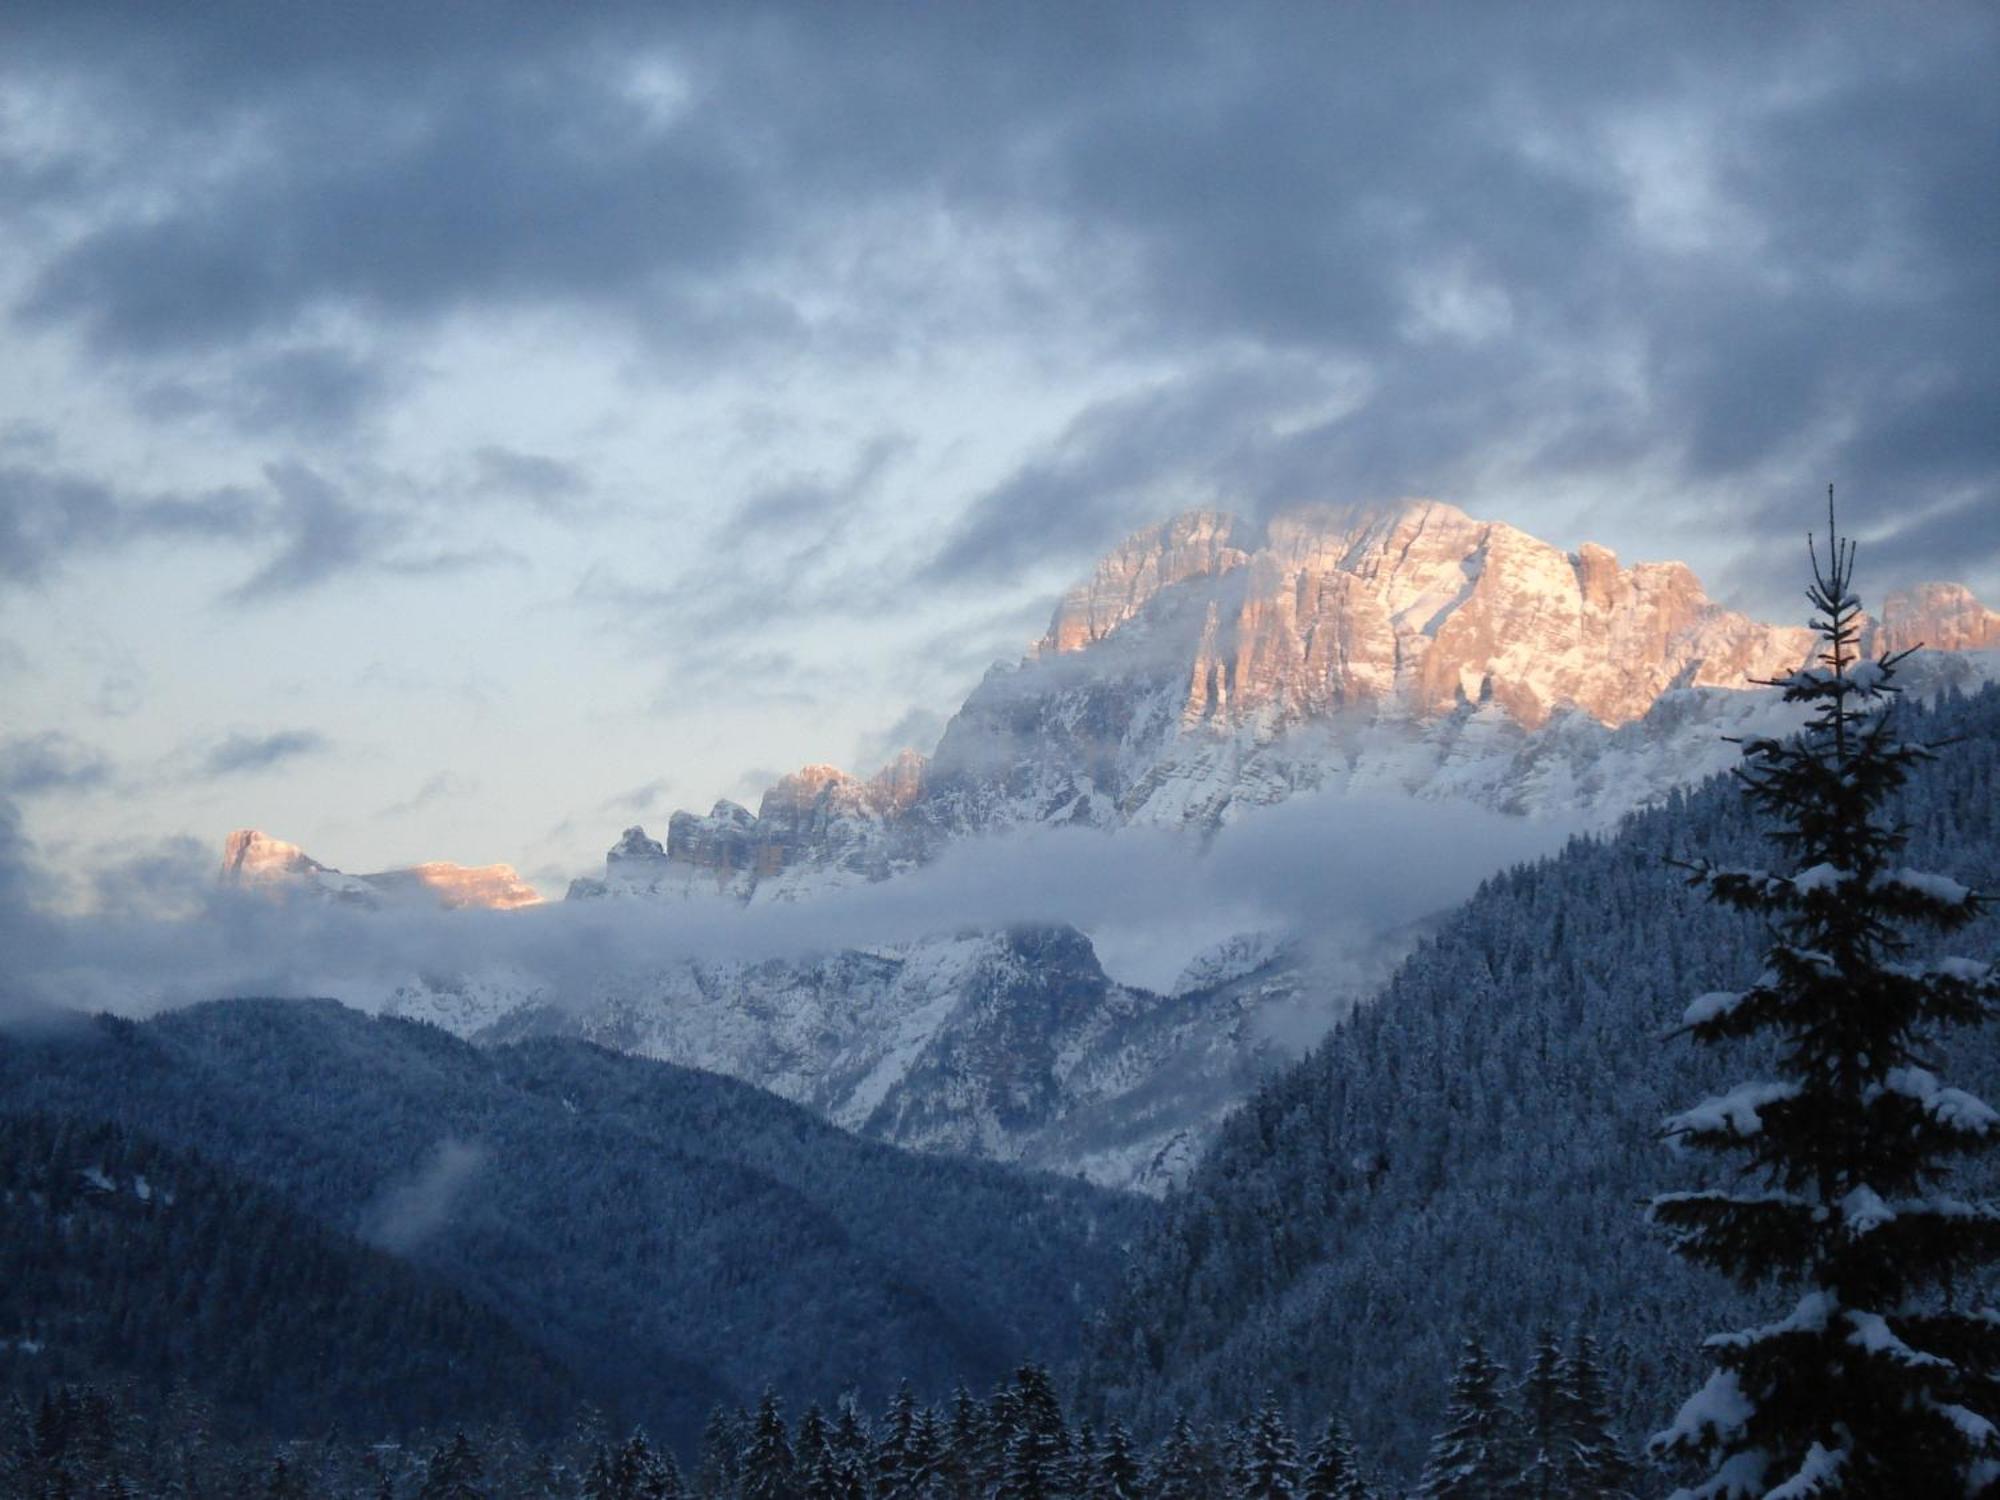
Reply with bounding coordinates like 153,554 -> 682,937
568,754 -> 932,901
1038,501 -> 1816,731
220,829 -> 541,910
1868,583 -> 2000,656
608,499 -> 1997,896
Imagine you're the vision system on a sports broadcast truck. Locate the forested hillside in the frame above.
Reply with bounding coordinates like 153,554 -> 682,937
0,1112 -> 574,1437
1081,680 -> 2000,1482
0,1005 -> 1147,1450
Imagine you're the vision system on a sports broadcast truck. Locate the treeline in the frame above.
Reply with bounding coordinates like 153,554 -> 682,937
7,1337 -> 1639,1499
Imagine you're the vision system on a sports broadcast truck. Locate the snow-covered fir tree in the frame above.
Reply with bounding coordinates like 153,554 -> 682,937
416,1432 -> 485,1500
996,1366 -> 1070,1500
875,1384 -> 919,1500
1417,1339 -> 1520,1499
1090,1420 -> 1143,1500
1149,1413 -> 1216,1500
1300,1414 -> 1371,1500
1516,1333 -> 1568,1500
739,1392 -> 796,1500
1558,1334 -> 1635,1498
1651,498 -> 2000,1496
1240,1397 -> 1300,1500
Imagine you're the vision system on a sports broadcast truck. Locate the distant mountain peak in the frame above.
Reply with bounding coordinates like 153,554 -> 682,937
606,499 -> 1995,902
220,828 -> 327,882
219,830 -> 540,910
1871,582 -> 2000,655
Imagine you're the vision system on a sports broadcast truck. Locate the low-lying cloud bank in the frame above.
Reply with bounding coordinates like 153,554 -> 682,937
0,789 -> 1574,1019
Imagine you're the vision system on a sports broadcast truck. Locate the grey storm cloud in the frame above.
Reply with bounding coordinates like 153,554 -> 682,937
471,447 -> 588,512
0,462 -> 265,588
0,456 -> 504,604
2,2 -> 1995,583
199,728 -> 330,779
225,462 -> 402,603
137,346 -> 391,441
0,732 -> 112,797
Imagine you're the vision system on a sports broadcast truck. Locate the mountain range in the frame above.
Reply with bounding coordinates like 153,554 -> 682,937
567,501 -> 1999,901
212,501 -> 1999,1192
0,1000 -> 1144,1449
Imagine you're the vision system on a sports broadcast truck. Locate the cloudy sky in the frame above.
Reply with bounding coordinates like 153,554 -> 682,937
2,2 -> 1995,900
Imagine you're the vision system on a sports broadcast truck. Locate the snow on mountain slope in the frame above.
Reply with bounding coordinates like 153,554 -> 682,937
378,920 -> 1395,1195
212,500 -> 1999,1195
617,500 -> 1998,899
221,829 -> 542,910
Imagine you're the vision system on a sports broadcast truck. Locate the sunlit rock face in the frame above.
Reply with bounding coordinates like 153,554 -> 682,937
221,829 -> 328,884
366,862 -> 542,911
1041,501 -> 1813,731
613,499 -> 1998,898
1868,583 -> 2000,656
219,829 -> 541,910
567,754 -> 933,902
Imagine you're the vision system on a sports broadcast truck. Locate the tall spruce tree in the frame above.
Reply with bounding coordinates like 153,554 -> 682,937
1092,1420 -> 1144,1500
1651,494 -> 2000,1495
1558,1334 -> 1634,1499
1417,1338 -> 1519,1500
1239,1398 -> 1300,1500
1517,1331 -> 1590,1500
1300,1414 -> 1371,1500
741,1392 -> 797,1500
1150,1413 -> 1215,1500
416,1432 -> 485,1500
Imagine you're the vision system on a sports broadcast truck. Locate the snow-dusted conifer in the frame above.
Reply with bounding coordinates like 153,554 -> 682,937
793,1407 -> 830,1500
1651,493 -> 2000,1495
938,1387 -> 983,1500
1558,1334 -> 1634,1498
875,1384 -> 919,1500
698,1406 -> 746,1500
740,1392 -> 796,1500
415,1432 -> 484,1500
1300,1414 -> 1371,1500
1091,1420 -> 1143,1500
1515,1333 -> 1566,1499
1416,1338 -> 1519,1499
996,1366 -> 1069,1500
1239,1398 -> 1299,1500
1149,1413 -> 1214,1500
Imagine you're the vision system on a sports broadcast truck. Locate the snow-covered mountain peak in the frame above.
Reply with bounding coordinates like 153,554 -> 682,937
1871,582 -> 2000,655
1030,499 -> 1811,736
597,500 -> 1997,901
220,828 -> 327,883
1037,508 -> 1261,656
218,830 -> 540,909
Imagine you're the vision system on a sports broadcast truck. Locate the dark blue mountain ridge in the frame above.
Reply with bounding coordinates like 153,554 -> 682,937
0,999 -> 1148,1450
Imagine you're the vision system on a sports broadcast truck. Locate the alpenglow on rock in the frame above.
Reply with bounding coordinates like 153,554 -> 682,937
605,500 -> 1997,900
567,752 -> 931,901
221,829 -> 541,910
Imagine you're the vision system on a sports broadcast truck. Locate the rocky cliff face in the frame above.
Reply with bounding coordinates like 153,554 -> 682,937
568,752 -> 932,901
614,499 -> 1994,898
221,829 -> 541,910
1868,582 -> 2000,656
1035,501 -> 1814,731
